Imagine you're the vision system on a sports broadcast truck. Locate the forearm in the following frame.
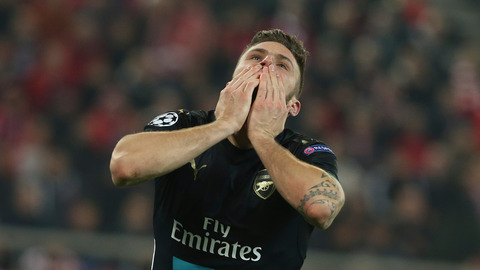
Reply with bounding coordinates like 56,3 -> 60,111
251,135 -> 345,229
110,120 -> 232,187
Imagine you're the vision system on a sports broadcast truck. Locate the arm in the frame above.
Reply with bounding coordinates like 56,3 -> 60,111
110,65 -> 262,187
248,65 -> 344,229
250,135 -> 345,230
110,120 -> 233,187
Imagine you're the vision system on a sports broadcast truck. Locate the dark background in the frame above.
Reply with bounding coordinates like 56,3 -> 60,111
0,0 -> 479,269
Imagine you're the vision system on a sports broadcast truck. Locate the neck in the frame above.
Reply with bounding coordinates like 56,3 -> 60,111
227,125 -> 253,149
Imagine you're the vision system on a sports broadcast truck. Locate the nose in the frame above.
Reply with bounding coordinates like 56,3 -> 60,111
260,55 -> 273,66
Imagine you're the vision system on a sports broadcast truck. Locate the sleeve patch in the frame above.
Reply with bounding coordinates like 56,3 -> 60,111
303,144 -> 334,156
148,112 -> 179,127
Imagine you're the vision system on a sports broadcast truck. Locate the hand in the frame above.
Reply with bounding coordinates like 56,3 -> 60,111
247,65 -> 288,142
215,65 -> 261,134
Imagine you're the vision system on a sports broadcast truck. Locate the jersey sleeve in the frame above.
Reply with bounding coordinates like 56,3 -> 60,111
144,110 -> 213,132
294,140 -> 339,181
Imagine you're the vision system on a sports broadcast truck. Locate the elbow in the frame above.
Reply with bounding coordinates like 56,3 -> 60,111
305,205 -> 335,230
110,135 -> 155,187
110,154 -> 135,187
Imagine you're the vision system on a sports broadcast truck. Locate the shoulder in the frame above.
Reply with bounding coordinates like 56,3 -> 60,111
144,109 -> 216,131
280,129 -> 339,179
280,129 -> 333,153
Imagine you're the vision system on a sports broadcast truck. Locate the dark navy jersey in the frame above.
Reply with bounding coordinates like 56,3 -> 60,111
144,110 -> 338,270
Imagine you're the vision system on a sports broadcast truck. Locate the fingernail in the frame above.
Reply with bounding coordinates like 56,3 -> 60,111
246,65 -> 251,70
270,65 -> 275,71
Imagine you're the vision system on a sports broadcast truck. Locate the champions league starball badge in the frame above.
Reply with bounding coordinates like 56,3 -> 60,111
149,112 -> 179,127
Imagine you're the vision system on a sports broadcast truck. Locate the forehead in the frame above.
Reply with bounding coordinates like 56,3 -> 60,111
243,42 -> 299,70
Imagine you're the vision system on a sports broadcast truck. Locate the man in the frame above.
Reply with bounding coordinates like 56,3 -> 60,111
110,29 -> 345,270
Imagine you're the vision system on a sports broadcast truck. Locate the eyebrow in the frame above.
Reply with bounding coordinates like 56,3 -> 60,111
247,48 -> 295,69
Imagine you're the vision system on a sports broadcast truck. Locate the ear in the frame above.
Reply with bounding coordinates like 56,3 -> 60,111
287,98 -> 301,116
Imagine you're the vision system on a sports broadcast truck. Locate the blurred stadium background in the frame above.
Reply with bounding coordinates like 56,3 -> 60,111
0,0 -> 479,269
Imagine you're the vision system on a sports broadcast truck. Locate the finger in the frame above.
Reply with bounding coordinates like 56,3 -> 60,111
232,65 -> 262,90
246,64 -> 262,75
265,66 -> 275,101
277,73 -> 286,102
257,66 -> 269,100
269,65 -> 283,102
238,75 -> 259,93
229,66 -> 251,88
239,65 -> 262,85
269,65 -> 277,99
244,78 -> 260,96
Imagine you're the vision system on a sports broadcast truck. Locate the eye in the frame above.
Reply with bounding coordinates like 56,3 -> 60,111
278,63 -> 288,70
251,55 -> 261,61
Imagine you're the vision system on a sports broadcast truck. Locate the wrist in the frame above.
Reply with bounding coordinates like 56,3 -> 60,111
249,131 -> 276,147
213,118 -> 237,136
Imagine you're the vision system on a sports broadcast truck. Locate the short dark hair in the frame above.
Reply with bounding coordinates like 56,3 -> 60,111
243,29 -> 309,98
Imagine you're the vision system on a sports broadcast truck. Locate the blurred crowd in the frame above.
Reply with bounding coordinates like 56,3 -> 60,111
0,0 -> 480,269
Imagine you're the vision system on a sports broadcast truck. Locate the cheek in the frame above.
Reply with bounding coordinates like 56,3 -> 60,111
279,73 -> 297,91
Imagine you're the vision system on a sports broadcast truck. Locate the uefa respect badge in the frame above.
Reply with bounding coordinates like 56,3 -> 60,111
303,144 -> 334,156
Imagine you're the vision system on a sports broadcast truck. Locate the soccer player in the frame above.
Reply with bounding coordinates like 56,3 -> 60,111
110,29 -> 345,270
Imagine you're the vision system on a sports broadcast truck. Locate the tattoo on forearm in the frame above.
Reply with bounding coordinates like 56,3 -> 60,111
297,188 -> 338,213
296,173 -> 344,228
309,173 -> 337,189
309,199 -> 337,215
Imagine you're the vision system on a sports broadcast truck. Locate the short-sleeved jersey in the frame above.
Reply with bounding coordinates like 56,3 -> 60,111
145,110 -> 338,270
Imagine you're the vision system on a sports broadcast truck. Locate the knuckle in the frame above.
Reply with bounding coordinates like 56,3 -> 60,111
222,86 -> 233,93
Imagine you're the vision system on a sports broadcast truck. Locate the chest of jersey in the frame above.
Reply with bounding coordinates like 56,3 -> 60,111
155,140 -> 308,268
164,140 -> 296,239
